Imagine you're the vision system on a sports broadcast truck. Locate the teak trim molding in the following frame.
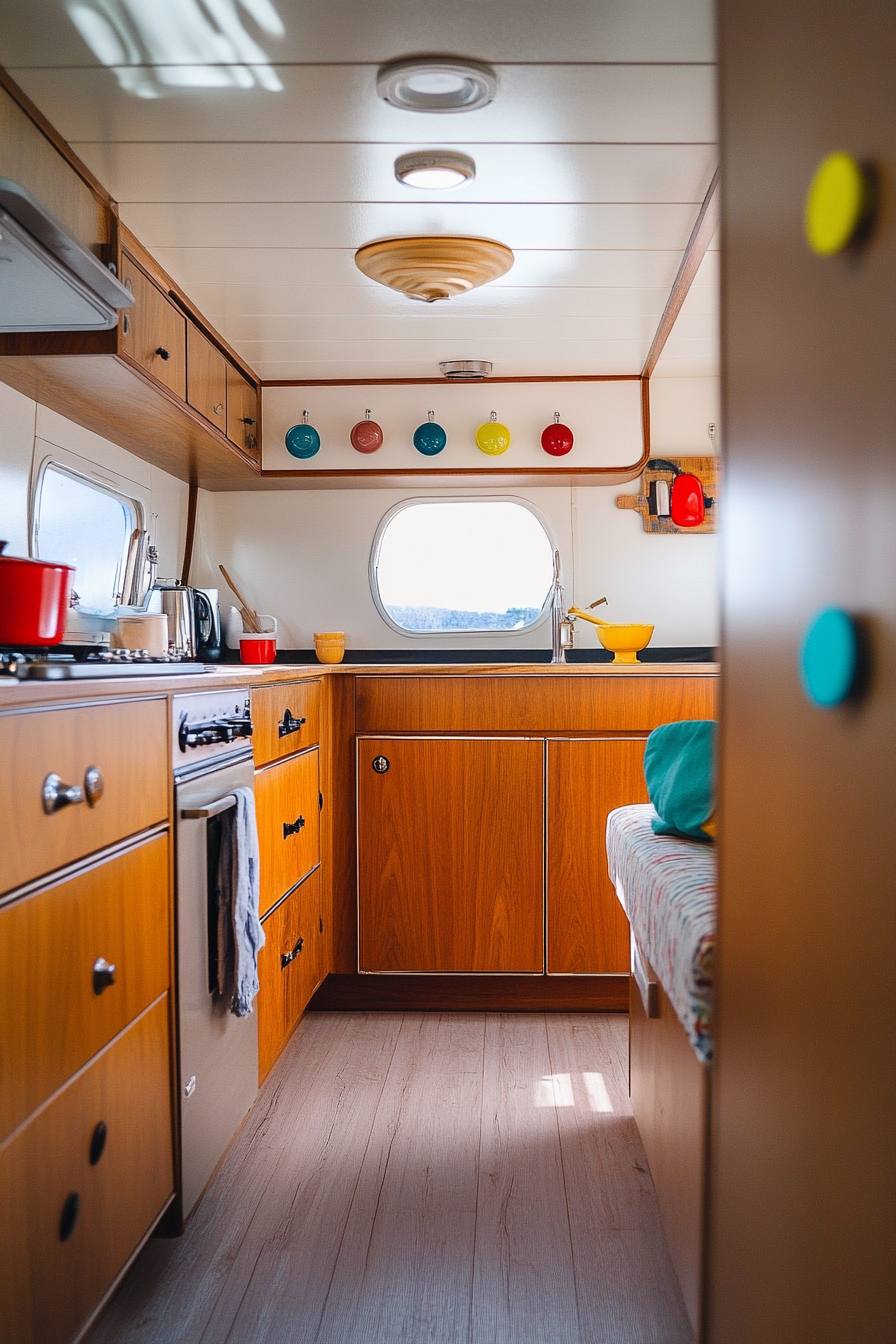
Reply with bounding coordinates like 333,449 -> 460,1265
642,167 -> 719,378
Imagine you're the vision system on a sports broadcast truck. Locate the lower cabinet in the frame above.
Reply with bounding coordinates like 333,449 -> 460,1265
0,996 -> 173,1344
547,738 -> 650,974
257,869 -> 322,1080
358,737 -> 545,973
255,746 -> 321,917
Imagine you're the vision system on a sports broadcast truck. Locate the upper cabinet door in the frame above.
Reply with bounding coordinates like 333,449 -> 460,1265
226,364 -> 259,458
186,323 -> 228,430
358,737 -> 544,974
120,254 -> 186,399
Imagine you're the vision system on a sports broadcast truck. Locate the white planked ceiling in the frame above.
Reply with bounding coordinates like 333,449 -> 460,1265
0,0 -> 718,380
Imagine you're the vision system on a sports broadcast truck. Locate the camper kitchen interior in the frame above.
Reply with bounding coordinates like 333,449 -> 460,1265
0,1 -> 892,1342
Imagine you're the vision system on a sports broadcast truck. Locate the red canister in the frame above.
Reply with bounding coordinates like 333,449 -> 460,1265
0,543 -> 74,645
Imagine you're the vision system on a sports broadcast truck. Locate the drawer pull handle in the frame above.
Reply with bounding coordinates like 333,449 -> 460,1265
89,1121 -> 108,1166
42,773 -> 84,814
214,403 -> 224,416
240,417 -> 256,426
84,765 -> 104,807
59,1192 -> 80,1242
92,957 -> 116,995
372,755 -> 390,774
278,709 -> 306,738
281,936 -> 304,968
155,346 -> 170,360
283,815 -> 305,840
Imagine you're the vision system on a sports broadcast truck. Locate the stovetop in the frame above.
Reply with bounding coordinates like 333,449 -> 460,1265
0,649 -> 215,680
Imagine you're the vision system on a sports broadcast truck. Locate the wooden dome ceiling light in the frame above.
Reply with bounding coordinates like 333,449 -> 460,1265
354,235 -> 514,303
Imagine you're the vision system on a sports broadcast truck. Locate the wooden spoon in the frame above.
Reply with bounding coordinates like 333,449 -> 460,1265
218,564 -> 262,634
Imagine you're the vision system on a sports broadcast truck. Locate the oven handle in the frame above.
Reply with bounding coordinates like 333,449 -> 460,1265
181,794 -> 237,820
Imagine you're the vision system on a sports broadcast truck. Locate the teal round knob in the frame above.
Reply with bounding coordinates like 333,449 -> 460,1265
413,419 -> 447,457
800,607 -> 859,707
285,421 -> 321,459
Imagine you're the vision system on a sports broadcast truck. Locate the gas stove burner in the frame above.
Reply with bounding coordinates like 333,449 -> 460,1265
0,648 -> 212,680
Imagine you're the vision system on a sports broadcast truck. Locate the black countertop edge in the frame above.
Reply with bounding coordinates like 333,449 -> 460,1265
215,646 -> 718,666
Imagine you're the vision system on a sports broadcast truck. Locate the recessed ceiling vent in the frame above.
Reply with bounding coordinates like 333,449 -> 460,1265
376,57 -> 497,113
439,360 -> 492,381
0,178 -> 134,332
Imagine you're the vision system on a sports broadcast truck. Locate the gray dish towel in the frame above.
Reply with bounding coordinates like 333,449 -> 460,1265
215,786 -> 265,1017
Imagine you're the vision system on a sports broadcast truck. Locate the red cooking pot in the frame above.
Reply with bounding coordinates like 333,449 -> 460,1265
0,542 -> 74,645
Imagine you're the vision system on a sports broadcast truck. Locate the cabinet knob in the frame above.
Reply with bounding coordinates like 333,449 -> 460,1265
281,935 -> 304,969
89,1121 -> 108,1166
155,347 -> 170,360
42,773 -> 84,814
240,417 -> 256,426
278,708 -> 306,738
372,755 -> 390,774
84,765 -> 104,806
92,957 -> 116,995
214,403 -> 224,416
59,1192 -> 80,1242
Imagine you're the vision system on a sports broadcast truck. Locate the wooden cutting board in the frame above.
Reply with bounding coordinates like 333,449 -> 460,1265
615,455 -> 721,533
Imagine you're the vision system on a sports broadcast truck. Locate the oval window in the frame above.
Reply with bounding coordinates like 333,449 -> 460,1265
371,499 -> 555,635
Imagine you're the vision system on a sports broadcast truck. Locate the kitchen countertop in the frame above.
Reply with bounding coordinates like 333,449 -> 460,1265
0,660 -> 719,710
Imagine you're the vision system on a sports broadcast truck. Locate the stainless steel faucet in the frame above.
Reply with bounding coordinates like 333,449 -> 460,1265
551,550 -> 566,664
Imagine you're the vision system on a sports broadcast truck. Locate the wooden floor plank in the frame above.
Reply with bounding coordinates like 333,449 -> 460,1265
310,1013 -> 486,1344
470,1014 -> 581,1344
87,1012 -> 402,1344
87,1013 -> 693,1344
545,1015 -> 694,1344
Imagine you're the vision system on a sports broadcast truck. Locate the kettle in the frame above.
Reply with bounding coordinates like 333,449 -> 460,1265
145,581 -> 217,660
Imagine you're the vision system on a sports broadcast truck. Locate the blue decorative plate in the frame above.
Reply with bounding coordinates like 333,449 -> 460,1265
413,420 -> 447,456
285,423 -> 321,458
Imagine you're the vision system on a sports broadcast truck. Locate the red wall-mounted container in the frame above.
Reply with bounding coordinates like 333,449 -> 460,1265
0,543 -> 73,645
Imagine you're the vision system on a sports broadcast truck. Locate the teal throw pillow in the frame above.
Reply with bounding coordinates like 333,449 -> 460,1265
644,719 -> 717,842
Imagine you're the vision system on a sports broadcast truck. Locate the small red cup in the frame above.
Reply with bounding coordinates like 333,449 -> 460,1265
239,635 -> 276,664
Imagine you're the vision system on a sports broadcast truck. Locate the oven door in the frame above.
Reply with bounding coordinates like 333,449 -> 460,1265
175,753 -> 258,1220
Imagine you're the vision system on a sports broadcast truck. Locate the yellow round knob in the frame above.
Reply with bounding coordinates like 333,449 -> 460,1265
804,152 -> 871,256
475,418 -> 511,456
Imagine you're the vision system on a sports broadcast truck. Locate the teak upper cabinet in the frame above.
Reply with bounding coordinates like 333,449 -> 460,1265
547,738 -> 650,974
119,253 -> 186,399
358,737 -> 545,973
186,322 -> 228,429
227,363 -> 259,459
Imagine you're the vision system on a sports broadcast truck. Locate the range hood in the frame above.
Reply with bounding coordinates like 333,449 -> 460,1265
0,178 -> 134,332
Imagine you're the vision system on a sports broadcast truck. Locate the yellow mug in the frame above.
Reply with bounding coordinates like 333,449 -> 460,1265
314,631 -> 345,664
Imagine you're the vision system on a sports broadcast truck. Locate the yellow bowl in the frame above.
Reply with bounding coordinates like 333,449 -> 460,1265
314,631 -> 345,665
595,622 -> 655,664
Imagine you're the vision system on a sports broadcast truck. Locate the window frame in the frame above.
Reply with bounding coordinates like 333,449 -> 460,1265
30,448 -> 147,615
369,495 -> 557,639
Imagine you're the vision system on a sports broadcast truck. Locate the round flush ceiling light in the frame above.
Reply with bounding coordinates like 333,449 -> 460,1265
439,360 -> 492,381
395,150 -> 475,190
377,57 -> 497,113
355,235 -> 513,303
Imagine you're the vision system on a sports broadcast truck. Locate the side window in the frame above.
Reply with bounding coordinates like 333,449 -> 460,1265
371,499 -> 555,635
34,464 -> 138,614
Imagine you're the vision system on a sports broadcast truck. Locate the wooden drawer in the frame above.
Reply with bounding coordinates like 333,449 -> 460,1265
0,698 -> 168,895
251,680 -> 321,766
255,748 -> 320,916
355,674 -> 719,734
0,833 -> 169,1143
187,322 -> 228,429
120,253 -> 186,398
257,869 -> 322,1080
226,363 -> 259,459
0,996 -> 173,1344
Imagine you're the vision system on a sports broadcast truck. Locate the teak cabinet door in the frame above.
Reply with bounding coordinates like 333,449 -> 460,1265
547,739 -> 648,974
226,364 -> 259,458
120,253 -> 186,398
186,323 -> 227,429
358,737 -> 544,973
257,869 -> 322,1081
255,747 -> 321,916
